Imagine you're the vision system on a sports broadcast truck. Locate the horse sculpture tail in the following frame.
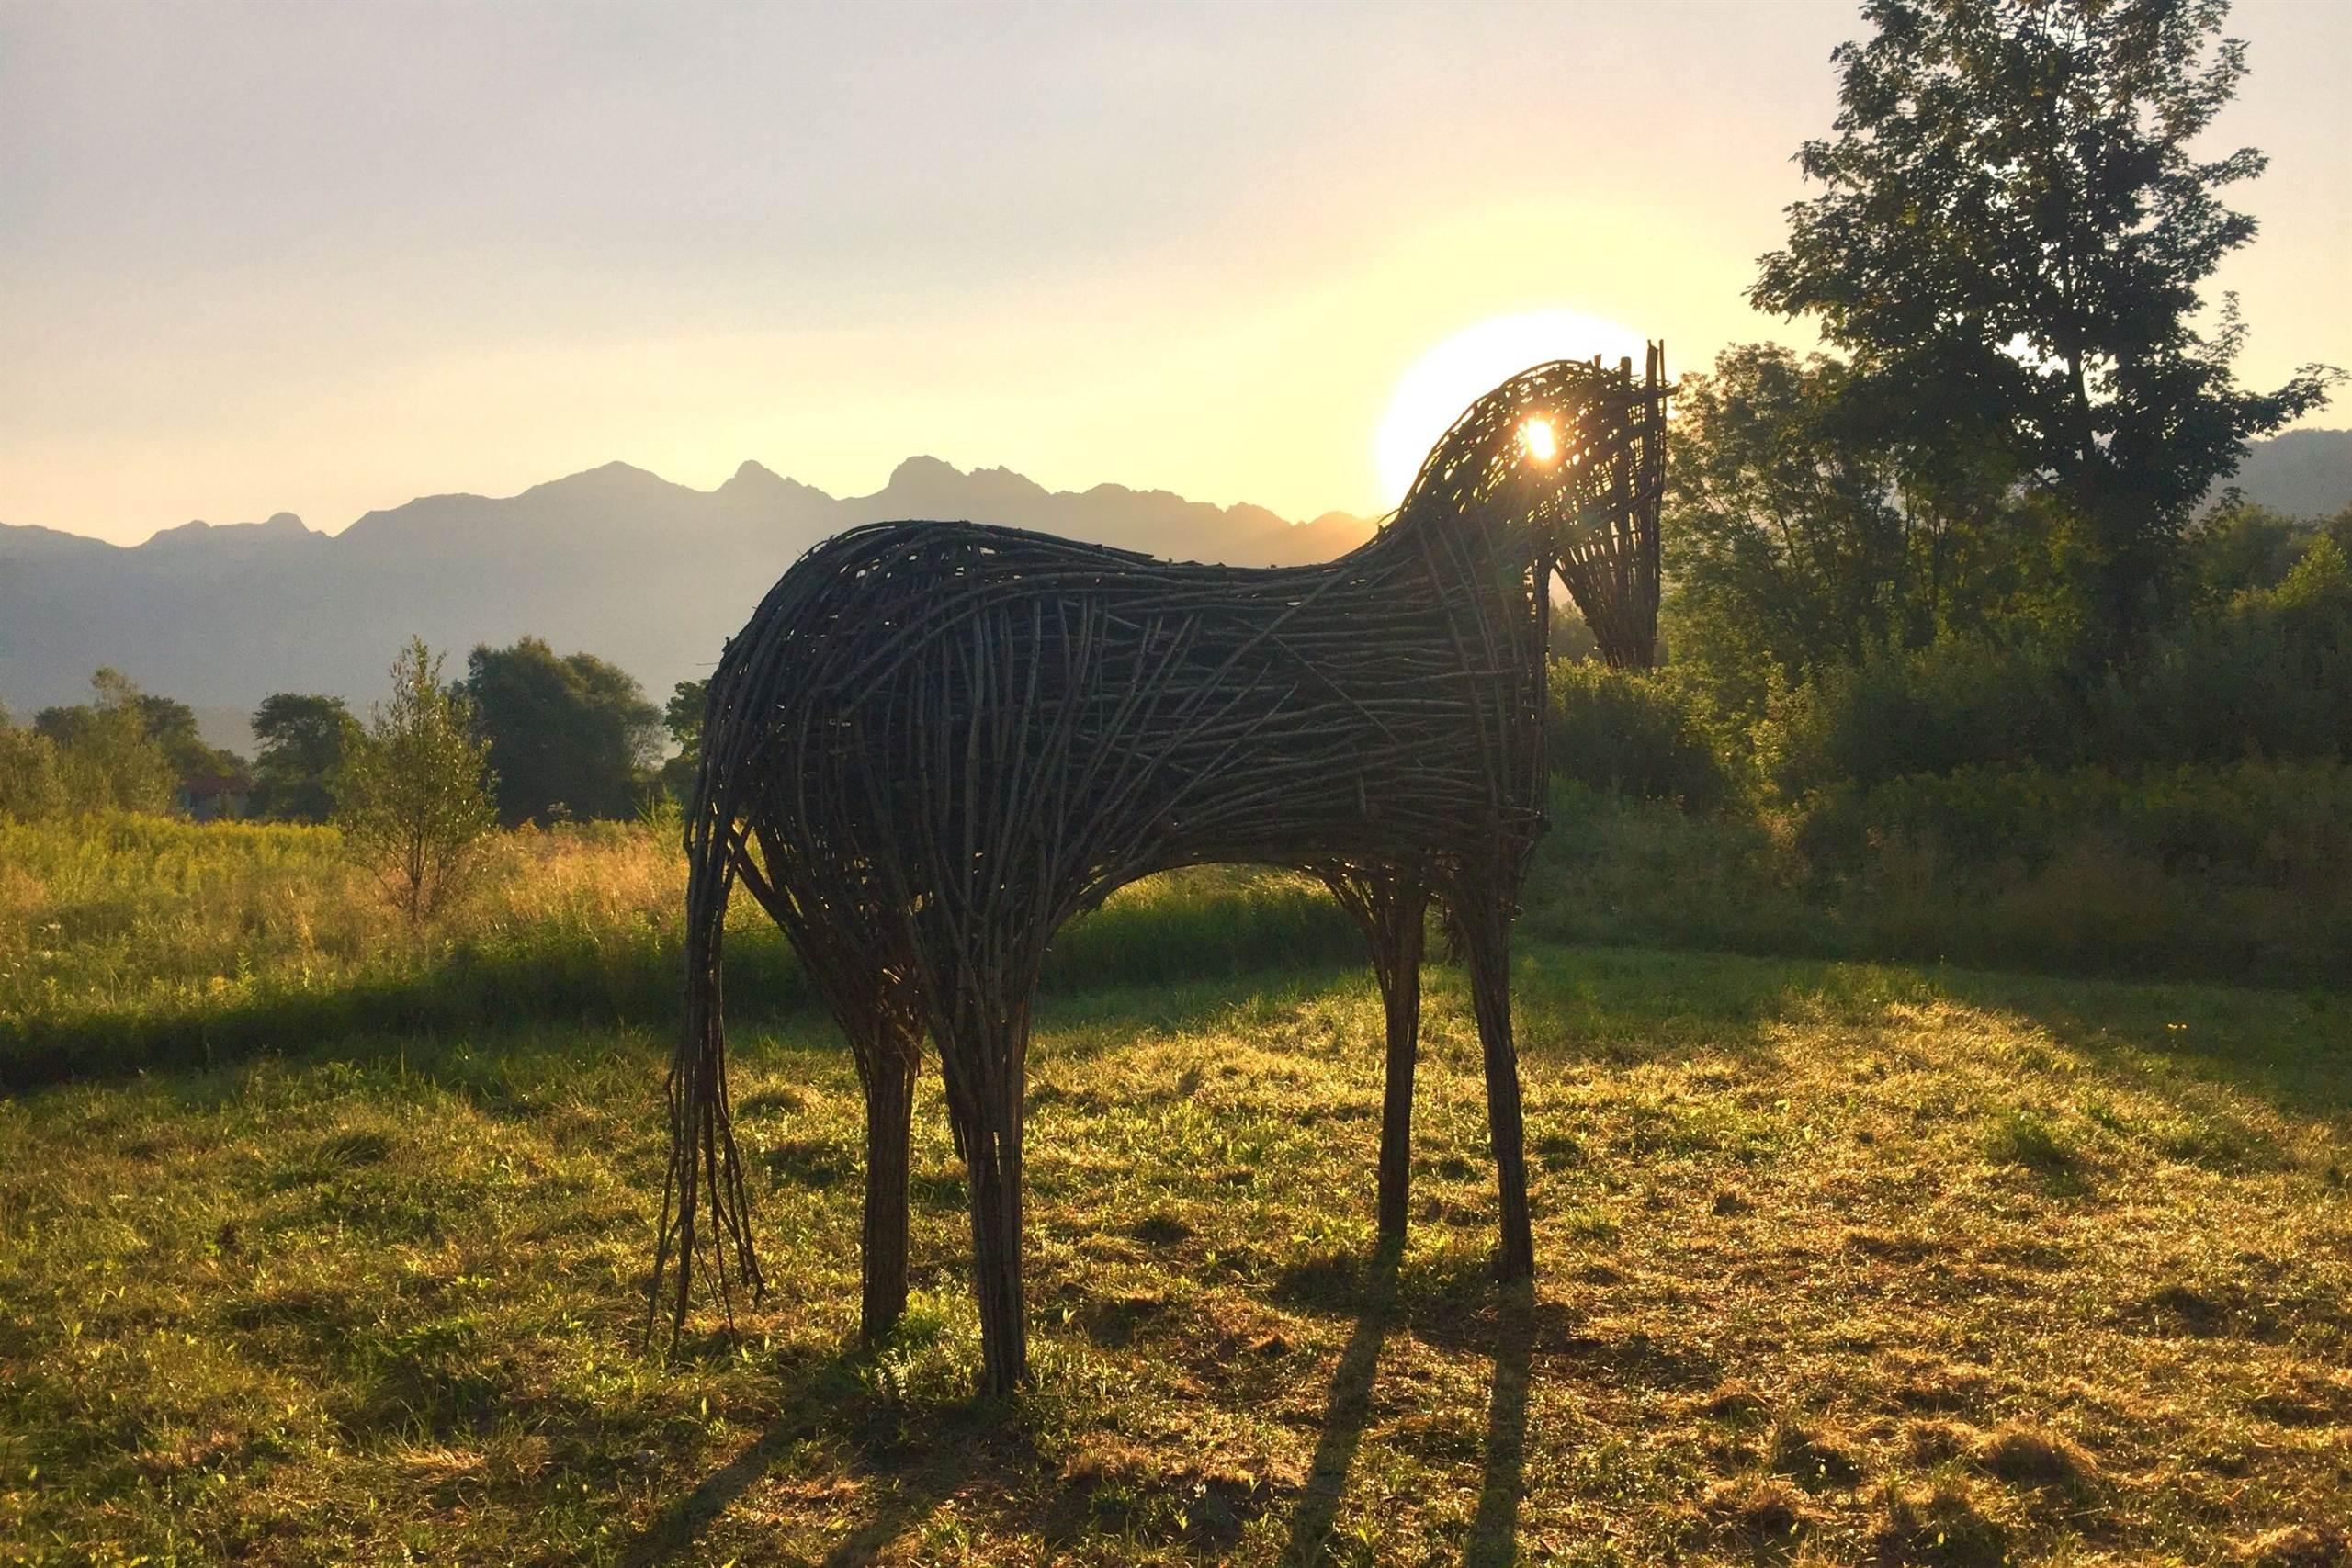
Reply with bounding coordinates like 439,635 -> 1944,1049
649,634 -> 775,1347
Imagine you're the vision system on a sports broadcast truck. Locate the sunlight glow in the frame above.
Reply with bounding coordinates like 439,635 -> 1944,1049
1374,308 -> 1648,505
1520,417 -> 1559,464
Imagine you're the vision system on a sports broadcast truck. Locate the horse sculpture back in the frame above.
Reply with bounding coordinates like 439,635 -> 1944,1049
654,351 -> 1666,1393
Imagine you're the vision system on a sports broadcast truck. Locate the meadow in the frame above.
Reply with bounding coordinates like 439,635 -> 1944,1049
3,816 -> 2349,1565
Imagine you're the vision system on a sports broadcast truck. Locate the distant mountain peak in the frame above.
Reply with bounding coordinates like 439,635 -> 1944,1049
884,454 -> 959,482
874,456 -> 1049,513
717,458 -> 824,501
515,460 -> 677,501
2225,427 -> 2352,519
140,511 -> 314,548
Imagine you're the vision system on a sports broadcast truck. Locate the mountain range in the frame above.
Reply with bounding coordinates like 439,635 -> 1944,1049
0,457 -> 1375,736
2228,427 -> 2352,520
4,428 -> 2346,747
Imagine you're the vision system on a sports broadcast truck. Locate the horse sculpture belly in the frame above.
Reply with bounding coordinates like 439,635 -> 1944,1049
652,351 -> 1665,1394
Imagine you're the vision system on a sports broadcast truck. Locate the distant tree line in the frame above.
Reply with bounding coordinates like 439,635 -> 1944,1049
0,634 -> 704,833
1,670 -> 243,820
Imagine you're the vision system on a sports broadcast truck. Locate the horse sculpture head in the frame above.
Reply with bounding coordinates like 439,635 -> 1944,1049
1396,344 -> 1668,668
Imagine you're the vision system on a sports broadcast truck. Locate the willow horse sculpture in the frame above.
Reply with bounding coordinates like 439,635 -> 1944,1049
654,348 -> 1667,1393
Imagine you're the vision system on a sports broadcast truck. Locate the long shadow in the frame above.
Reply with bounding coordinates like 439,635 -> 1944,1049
1283,1240 -> 1403,1566
618,1411 -> 981,1568
615,1348 -> 1012,1568
1464,1279 -> 1536,1568
617,1418 -> 809,1567
1923,965 -> 2352,1119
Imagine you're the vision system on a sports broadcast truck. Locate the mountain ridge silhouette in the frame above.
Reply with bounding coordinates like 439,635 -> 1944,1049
0,456 -> 1378,715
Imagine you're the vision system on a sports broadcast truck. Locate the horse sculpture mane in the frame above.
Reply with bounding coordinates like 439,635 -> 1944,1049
654,348 -> 1667,1393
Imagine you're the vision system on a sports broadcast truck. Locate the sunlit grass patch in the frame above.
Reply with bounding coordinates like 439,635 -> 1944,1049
2,942 -> 2348,1562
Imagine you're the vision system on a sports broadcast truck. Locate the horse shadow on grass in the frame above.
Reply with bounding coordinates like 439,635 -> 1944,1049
621,1242 -> 1547,1567
614,1344 -> 1026,1568
1279,1242 -> 1541,1568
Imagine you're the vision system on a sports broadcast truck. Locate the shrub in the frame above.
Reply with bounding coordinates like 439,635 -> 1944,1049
2089,538 -> 2352,768
1547,660 -> 1740,813
334,639 -> 499,926
1798,761 -> 2352,884
1770,541 -> 2352,800
0,708 -> 65,821
1770,634 -> 2076,796
37,669 -> 179,814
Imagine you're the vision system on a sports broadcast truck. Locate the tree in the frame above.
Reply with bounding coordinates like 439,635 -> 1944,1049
35,672 -> 243,807
1663,344 -> 2062,721
250,694 -> 358,822
0,705 -> 65,820
334,638 -> 498,926
1665,346 -> 1906,715
462,637 -> 662,826
1752,0 -> 2337,659
659,677 -> 709,803
135,693 -> 212,777
35,669 -> 178,813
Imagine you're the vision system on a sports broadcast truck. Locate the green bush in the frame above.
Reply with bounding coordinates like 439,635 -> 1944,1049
1523,783 -> 1826,955
2091,536 -> 2352,767
1546,661 -> 1740,813
1770,635 -> 2077,796
0,708 -> 65,821
1798,760 -> 2352,885
1770,537 -> 2352,798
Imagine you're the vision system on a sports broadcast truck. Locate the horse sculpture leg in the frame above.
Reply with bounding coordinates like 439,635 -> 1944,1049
1324,873 -> 1431,1241
857,1026 -> 920,1344
1460,892 -> 1535,1280
935,998 -> 1032,1396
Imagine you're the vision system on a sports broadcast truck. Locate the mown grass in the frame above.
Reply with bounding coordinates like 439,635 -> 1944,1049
4,942 -> 2347,1565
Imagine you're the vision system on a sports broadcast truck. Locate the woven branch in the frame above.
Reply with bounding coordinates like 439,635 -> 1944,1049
652,347 -> 1667,1389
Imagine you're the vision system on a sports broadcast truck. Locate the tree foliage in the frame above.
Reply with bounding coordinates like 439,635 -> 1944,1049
462,637 -> 662,827
250,694 -> 358,822
32,671 -> 243,811
658,678 -> 709,804
1662,344 -> 2075,723
34,670 -> 179,814
334,639 -> 497,926
134,693 -> 241,784
0,705 -> 66,821
1751,0 -> 2337,655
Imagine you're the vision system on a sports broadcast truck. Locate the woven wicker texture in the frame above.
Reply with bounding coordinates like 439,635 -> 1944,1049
654,347 -> 1666,1392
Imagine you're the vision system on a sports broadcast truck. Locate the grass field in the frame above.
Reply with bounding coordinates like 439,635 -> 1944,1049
5,922 -> 2348,1565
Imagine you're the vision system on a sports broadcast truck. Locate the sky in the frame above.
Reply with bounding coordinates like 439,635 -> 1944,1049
3,0 -> 2346,547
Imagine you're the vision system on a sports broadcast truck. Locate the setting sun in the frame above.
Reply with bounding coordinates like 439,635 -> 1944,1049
1521,417 -> 1559,464
1374,308 -> 1648,505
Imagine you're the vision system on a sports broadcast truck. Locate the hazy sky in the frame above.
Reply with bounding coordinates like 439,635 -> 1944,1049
5,1 -> 2346,545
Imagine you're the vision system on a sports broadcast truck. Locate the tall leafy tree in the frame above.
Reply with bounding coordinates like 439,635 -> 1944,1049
659,677 -> 709,804
1665,344 -> 2059,718
1751,0 -> 2336,658
33,669 -> 178,813
462,637 -> 662,826
250,694 -> 358,822
0,705 -> 65,821
35,673 -> 242,804
334,639 -> 497,926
